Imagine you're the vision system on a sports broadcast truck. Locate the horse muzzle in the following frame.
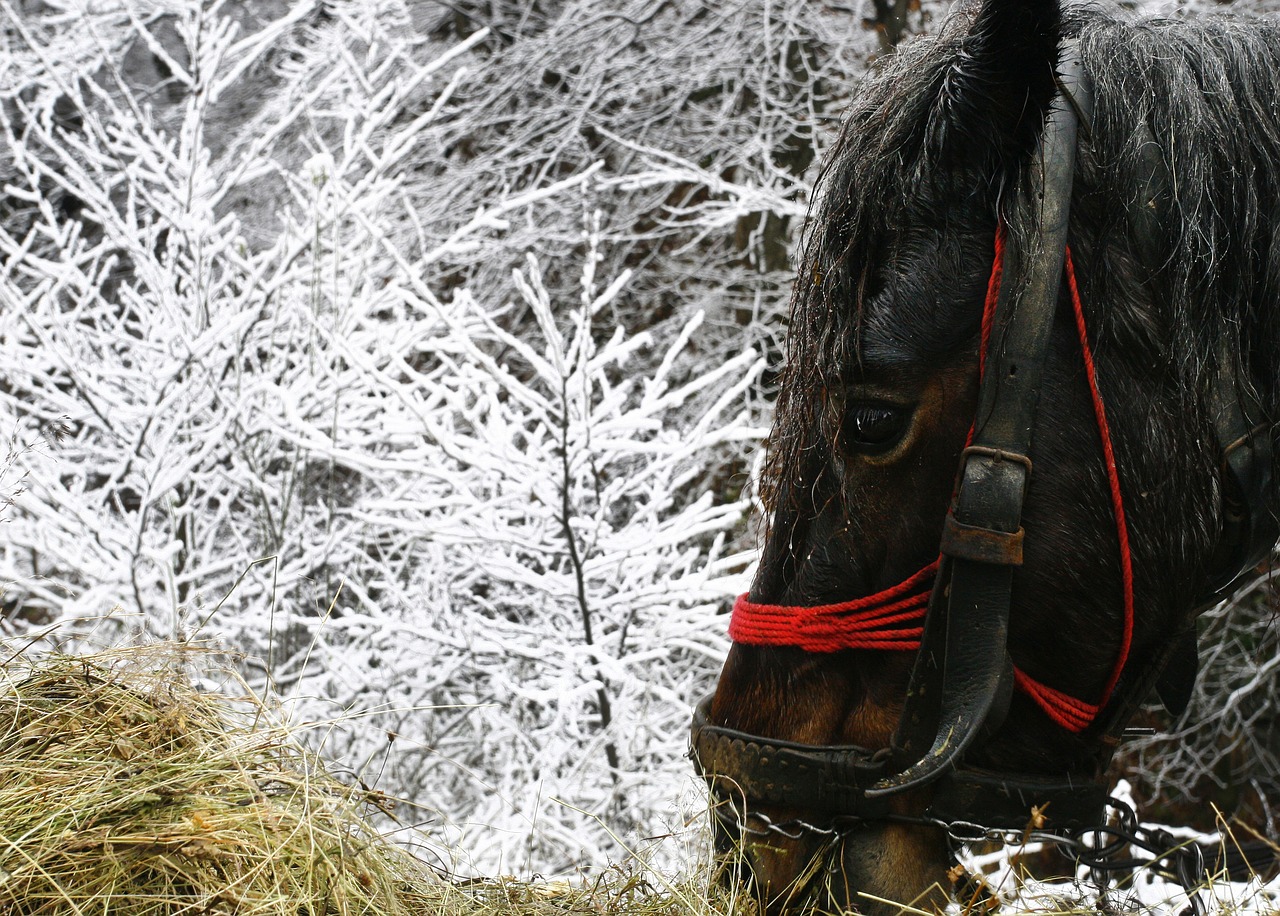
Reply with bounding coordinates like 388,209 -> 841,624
720,804 -> 953,916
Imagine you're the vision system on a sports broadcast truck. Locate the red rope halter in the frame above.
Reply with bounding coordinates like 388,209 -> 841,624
729,561 -> 937,651
730,226 -> 1136,733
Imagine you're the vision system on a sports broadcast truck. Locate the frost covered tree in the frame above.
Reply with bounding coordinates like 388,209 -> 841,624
3,0 -> 1279,877
0,0 -> 866,872
1121,578 -> 1280,836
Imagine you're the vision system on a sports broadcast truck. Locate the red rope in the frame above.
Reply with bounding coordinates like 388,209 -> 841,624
1013,668 -> 1098,732
728,228 -> 1136,734
730,561 -> 937,652
1064,247 -> 1135,706
978,222 -> 1006,381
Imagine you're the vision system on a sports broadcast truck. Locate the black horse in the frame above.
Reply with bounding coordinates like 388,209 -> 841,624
694,1 -> 1280,912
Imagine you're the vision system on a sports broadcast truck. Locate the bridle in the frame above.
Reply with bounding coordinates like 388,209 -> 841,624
690,42 -> 1277,868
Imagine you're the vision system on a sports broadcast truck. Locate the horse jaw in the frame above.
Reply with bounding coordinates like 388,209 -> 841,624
725,810 -> 952,916
835,826 -> 952,916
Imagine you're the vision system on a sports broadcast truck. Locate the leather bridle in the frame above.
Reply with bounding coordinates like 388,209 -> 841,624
691,45 -> 1277,843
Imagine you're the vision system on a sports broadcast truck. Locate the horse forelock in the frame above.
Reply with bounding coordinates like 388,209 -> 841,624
759,12 -> 1000,524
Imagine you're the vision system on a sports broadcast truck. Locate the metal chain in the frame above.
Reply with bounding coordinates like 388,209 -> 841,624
1010,798 -> 1210,916
712,806 -> 847,841
714,796 -> 1211,916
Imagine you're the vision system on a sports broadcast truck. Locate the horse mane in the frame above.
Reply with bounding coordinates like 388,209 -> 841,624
760,3 -> 1280,532
1076,9 -> 1280,405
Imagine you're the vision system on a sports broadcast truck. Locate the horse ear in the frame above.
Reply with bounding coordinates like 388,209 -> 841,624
931,0 -> 1062,171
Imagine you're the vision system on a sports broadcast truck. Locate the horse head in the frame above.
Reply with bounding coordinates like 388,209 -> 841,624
697,1 -> 1280,911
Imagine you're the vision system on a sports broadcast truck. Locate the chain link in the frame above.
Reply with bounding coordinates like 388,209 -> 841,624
714,796 -> 1211,916
713,806 -> 847,841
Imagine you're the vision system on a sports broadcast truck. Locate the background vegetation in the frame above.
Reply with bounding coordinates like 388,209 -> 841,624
1,0 -> 1276,878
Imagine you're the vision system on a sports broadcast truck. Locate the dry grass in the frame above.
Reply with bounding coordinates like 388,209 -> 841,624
0,644 -> 725,916
3,643 -> 1271,916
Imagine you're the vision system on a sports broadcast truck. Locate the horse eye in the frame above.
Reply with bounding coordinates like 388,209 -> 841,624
842,403 -> 909,453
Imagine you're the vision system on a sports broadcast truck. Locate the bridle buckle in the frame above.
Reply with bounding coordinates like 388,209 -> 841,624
960,444 -> 1034,476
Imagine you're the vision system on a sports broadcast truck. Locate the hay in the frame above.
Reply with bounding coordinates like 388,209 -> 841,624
5,643 -> 1264,915
0,644 -> 438,914
22,644 -> 1249,916
0,645 -> 715,916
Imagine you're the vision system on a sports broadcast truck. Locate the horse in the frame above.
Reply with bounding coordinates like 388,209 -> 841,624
692,0 -> 1280,912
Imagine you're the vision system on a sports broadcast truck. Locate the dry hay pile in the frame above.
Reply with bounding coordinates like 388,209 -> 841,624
0,645 -> 709,916
7,644 -> 1270,915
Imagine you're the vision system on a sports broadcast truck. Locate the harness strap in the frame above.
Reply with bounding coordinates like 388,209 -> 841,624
691,695 -> 894,817
925,766 -> 1109,831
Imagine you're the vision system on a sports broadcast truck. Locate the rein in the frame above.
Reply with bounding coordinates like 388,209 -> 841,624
728,231 -> 1136,734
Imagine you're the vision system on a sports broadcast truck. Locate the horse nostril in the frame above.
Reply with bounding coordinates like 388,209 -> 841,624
1009,363 -> 1019,377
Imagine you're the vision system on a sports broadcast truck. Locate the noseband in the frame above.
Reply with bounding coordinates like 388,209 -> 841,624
692,46 -> 1276,840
